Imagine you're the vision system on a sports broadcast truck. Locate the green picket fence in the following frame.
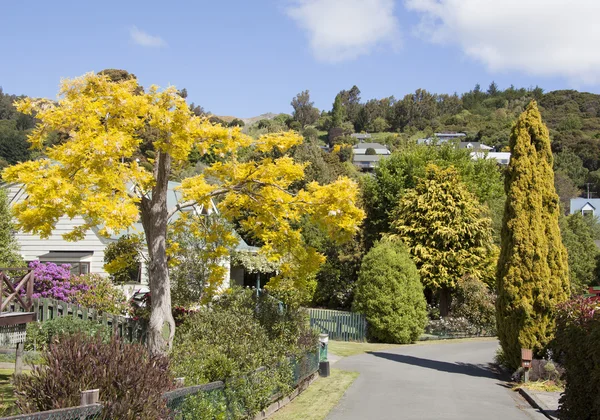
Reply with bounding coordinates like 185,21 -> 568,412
4,298 -> 146,344
307,308 -> 367,342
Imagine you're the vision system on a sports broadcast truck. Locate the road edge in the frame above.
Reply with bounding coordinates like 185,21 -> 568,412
517,388 -> 558,420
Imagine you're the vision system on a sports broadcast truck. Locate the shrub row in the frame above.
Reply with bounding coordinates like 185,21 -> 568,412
170,288 -> 318,419
14,288 -> 318,419
553,296 -> 600,420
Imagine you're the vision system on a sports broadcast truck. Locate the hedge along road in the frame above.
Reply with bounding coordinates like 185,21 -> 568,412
327,338 -> 548,420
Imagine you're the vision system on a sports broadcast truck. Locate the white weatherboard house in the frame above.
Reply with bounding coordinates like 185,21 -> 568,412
5,182 -> 256,295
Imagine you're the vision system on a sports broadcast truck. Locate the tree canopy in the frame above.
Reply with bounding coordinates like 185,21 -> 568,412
391,164 -> 496,315
291,90 -> 319,128
4,73 -> 364,353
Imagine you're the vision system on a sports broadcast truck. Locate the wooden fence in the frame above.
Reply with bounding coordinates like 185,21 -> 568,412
307,308 -> 367,342
4,298 -> 146,344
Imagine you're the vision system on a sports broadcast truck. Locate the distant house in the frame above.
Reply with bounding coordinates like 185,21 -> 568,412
351,133 -> 372,141
5,182 -> 257,296
351,141 -> 391,171
417,132 -> 467,145
470,151 -> 511,166
570,198 -> 600,220
353,142 -> 391,156
417,133 -> 510,165
458,142 -> 493,151
353,155 -> 386,171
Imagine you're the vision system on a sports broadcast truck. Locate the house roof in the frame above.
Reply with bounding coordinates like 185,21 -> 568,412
417,133 -> 467,145
353,142 -> 388,150
458,142 -> 493,150
570,198 -> 600,215
39,251 -> 94,259
435,132 -> 466,138
353,143 -> 391,155
351,133 -> 372,139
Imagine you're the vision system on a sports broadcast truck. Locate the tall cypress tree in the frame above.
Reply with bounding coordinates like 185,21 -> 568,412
496,101 -> 570,369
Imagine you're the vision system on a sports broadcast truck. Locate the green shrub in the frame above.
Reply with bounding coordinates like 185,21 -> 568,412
25,317 -> 112,351
71,274 -> 130,315
14,334 -> 173,419
170,289 -> 310,418
217,288 -> 318,356
553,296 -> 600,419
177,388 -> 228,420
353,239 -> 427,343
450,275 -> 496,334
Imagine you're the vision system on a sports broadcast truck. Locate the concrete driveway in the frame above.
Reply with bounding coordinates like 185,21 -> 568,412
327,339 -> 548,420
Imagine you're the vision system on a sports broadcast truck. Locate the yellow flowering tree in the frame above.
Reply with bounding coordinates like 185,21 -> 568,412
3,73 -> 364,354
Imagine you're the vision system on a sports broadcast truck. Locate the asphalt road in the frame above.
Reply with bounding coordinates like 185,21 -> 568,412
327,339 -> 548,420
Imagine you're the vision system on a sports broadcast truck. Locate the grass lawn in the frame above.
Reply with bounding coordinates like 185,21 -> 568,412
328,341 -> 400,357
0,368 -> 21,416
271,369 -> 359,420
328,337 -> 498,358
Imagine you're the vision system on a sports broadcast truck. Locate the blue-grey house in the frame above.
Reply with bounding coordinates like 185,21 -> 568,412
570,198 -> 600,219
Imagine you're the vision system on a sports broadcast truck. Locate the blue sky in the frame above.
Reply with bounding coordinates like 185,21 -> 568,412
2,0 -> 599,117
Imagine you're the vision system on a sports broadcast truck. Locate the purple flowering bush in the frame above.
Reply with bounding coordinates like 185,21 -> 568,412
28,261 -> 89,302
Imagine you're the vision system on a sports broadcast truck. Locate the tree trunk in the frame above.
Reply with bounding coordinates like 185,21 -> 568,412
140,151 -> 175,355
439,287 -> 452,317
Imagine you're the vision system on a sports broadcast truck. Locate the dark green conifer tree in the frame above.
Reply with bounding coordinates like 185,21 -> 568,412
496,101 -> 570,369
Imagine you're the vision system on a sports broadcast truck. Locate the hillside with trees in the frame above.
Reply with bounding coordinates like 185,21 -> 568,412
2,77 -> 600,315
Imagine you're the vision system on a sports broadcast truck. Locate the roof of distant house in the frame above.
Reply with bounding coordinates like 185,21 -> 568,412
417,132 -> 467,145
571,198 -> 600,212
351,133 -> 372,139
458,142 -> 493,150
353,143 -> 391,155
470,151 -> 511,164
435,132 -> 467,138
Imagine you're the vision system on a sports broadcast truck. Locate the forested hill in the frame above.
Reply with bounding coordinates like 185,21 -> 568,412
282,84 -> 600,201
2,83 -> 600,198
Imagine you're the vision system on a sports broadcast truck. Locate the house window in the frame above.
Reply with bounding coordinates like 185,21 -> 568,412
38,251 -> 93,276
38,260 -> 90,276
583,209 -> 594,217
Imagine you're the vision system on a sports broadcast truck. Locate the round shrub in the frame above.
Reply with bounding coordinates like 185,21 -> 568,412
353,239 -> 427,343
15,334 -> 173,419
28,261 -> 88,302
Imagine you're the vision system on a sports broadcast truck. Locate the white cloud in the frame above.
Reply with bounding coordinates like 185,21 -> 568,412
405,0 -> 600,84
129,26 -> 167,48
286,0 -> 401,62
